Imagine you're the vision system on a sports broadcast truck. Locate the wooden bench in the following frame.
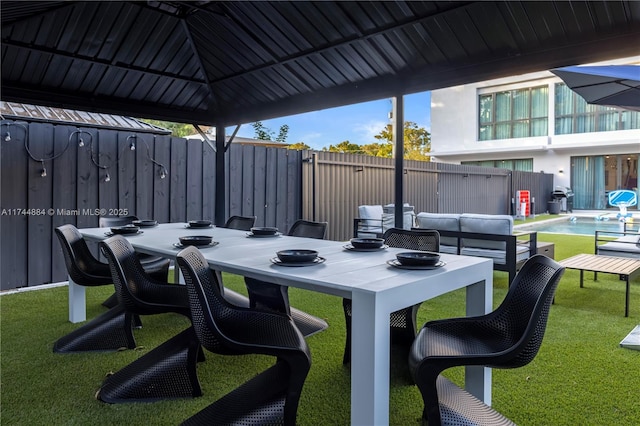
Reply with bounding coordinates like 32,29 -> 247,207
559,253 -> 640,317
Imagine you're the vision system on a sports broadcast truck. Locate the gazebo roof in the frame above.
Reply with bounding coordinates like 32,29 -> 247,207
2,1 -> 639,126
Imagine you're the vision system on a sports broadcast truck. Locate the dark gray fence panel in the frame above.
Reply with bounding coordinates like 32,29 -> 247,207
284,148 -> 301,233
274,148 -> 292,229
26,122 -> 54,286
98,130 -> 119,218
135,134 -> 154,220
186,138 -> 203,220
170,137 -> 187,222
51,125 -> 78,281
263,147 -> 279,227
0,121 -> 229,289
0,124 -> 26,288
117,131 -> 136,213
202,140 -> 216,221
222,144 -> 301,232
253,146 -> 268,221
1,121 -> 30,289
1,120 -> 553,289
153,135 -> 172,224
76,127 -> 99,229
227,143 -> 243,217
242,146 -> 256,217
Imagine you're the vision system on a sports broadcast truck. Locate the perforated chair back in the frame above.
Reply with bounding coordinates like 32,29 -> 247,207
342,228 -> 439,364
175,246 -> 231,354
223,215 -> 256,231
99,215 -> 139,228
484,254 -> 565,368
177,246 -> 310,354
101,235 -> 188,316
177,246 -> 312,426
55,224 -> 112,286
408,255 -> 566,425
288,220 -> 327,239
53,224 -> 137,353
241,217 -> 330,336
383,228 -> 440,252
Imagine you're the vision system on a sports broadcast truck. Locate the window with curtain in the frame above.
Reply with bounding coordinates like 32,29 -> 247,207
462,158 -> 533,171
571,156 -> 606,209
555,83 -> 640,134
478,86 -> 548,140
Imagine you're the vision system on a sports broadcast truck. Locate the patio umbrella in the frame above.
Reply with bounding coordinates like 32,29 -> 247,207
551,65 -> 640,111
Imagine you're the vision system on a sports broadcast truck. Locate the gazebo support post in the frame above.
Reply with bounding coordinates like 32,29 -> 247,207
392,95 -> 405,229
215,124 -> 226,227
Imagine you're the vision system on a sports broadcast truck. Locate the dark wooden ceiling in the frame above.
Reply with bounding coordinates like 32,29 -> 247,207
2,1 -> 639,126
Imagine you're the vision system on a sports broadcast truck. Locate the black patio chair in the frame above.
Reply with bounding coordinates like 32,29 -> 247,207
342,228 -> 440,364
99,215 -> 170,293
288,219 -> 328,239
223,215 -> 256,231
244,219 -> 329,337
98,215 -> 140,228
52,224 -> 169,353
176,245 -> 311,426
96,235 -> 202,403
408,255 -> 565,426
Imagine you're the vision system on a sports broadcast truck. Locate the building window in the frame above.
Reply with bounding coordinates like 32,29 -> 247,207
462,158 -> 533,171
554,83 -> 640,134
479,86 -> 548,141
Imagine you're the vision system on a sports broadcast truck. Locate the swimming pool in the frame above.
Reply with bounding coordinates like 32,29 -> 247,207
517,216 -> 639,236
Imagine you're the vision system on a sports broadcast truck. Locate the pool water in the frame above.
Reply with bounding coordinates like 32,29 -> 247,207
518,216 -> 639,236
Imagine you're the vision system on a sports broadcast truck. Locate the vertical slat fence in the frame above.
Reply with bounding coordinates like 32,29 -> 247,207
1,119 -> 552,289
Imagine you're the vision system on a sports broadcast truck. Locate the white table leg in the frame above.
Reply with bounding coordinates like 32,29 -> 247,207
68,277 -> 86,323
351,290 -> 390,426
464,277 -> 493,405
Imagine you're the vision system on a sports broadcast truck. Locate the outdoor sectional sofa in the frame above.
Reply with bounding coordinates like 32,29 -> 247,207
353,204 -> 416,238
415,213 -> 537,285
595,229 -> 640,258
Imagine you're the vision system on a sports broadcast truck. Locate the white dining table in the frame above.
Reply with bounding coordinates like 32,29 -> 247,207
77,222 -> 494,426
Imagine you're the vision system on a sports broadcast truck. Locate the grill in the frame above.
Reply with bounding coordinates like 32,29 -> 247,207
551,186 -> 574,213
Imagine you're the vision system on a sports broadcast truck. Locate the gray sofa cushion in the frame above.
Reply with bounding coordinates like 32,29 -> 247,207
358,205 -> 384,233
416,213 -> 460,249
597,235 -> 640,258
382,204 -> 416,230
460,214 -> 513,250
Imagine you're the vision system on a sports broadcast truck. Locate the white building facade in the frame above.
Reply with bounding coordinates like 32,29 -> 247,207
430,56 -> 639,211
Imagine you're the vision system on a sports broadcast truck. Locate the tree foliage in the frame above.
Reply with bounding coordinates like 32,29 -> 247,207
275,124 -> 289,143
138,119 -> 429,161
252,121 -> 289,142
361,142 -> 393,158
324,140 -> 364,154
139,119 -> 195,137
373,121 -> 431,161
317,121 -> 430,160
287,142 -> 311,150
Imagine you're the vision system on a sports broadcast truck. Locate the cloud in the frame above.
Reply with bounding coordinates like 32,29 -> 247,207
298,132 -> 324,149
353,120 -> 388,144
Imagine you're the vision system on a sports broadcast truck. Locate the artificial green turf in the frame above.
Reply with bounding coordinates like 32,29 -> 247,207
1,233 -> 639,425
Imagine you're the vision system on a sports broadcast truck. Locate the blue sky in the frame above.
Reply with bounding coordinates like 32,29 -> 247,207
232,91 -> 431,150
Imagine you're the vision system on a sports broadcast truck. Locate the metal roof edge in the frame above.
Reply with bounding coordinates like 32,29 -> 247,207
0,101 -> 172,134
